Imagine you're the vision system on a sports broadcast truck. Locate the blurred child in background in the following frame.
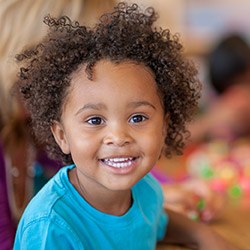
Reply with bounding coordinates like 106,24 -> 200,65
189,33 -> 250,143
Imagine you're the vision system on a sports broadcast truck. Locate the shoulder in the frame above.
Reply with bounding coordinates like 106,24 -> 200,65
17,165 -> 74,229
14,215 -> 82,249
135,173 -> 163,195
133,173 -> 164,206
14,165 -> 82,249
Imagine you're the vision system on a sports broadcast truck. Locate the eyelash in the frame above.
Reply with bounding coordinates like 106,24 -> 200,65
129,114 -> 148,123
85,114 -> 148,126
86,116 -> 105,125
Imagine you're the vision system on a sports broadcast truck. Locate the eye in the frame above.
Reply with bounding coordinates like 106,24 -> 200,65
86,116 -> 104,125
129,114 -> 148,124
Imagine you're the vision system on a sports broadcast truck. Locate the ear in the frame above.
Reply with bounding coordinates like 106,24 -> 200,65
162,113 -> 170,137
50,121 -> 70,154
159,114 -> 169,159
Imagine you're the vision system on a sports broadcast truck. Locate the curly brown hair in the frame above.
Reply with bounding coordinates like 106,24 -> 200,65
16,2 -> 201,164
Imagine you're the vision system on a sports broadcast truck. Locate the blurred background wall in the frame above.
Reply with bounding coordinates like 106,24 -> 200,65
128,0 -> 250,55
126,0 -> 250,108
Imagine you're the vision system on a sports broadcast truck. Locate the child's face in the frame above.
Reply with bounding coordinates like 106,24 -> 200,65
52,60 -> 167,191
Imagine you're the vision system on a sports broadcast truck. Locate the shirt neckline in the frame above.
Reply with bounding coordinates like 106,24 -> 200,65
60,165 -> 139,227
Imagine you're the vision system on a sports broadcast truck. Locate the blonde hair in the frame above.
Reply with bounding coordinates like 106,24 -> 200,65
0,0 -> 115,123
0,83 -> 7,131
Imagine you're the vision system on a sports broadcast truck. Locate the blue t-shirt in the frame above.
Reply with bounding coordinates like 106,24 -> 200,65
14,165 -> 168,250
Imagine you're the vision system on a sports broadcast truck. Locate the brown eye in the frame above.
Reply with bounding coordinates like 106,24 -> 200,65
129,114 -> 147,123
86,117 -> 104,125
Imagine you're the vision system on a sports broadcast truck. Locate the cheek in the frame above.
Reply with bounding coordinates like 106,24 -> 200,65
140,126 -> 165,155
68,133 -> 99,160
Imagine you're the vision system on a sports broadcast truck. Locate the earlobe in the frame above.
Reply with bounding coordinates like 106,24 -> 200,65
50,121 -> 70,154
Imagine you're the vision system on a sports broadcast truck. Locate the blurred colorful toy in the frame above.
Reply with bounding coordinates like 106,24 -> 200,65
187,138 -> 250,199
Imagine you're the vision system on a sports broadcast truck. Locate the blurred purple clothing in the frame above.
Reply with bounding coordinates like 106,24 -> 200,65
0,142 -> 61,250
151,167 -> 173,184
0,142 -> 15,250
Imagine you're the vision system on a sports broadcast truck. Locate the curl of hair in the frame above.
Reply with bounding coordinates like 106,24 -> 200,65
16,2 -> 201,164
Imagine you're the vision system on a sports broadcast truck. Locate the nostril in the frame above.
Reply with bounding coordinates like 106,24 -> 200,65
103,134 -> 132,146
105,138 -> 131,146
103,125 -> 133,146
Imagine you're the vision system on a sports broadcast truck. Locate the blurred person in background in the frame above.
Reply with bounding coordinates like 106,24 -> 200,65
188,33 -> 250,143
150,34 -> 250,223
0,0 -> 115,249
0,84 -> 7,132
155,33 -> 250,222
0,83 -> 15,250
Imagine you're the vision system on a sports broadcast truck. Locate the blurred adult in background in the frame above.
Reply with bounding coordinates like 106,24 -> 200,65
151,33 -> 250,223
0,0 -> 115,96
0,0 -> 115,249
157,33 -> 250,222
0,84 -> 7,132
0,83 -> 15,250
188,33 -> 250,143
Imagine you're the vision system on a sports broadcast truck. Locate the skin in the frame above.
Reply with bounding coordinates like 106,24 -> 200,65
51,60 -> 167,216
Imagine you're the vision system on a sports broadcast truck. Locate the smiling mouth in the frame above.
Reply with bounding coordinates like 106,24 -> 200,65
100,157 -> 138,168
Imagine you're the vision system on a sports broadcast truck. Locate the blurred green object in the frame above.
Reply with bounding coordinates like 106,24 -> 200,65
228,184 -> 242,198
197,198 -> 206,211
201,167 -> 214,179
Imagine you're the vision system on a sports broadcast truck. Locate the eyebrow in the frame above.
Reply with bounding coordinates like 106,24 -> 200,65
128,101 -> 156,110
75,100 -> 156,116
75,103 -> 106,116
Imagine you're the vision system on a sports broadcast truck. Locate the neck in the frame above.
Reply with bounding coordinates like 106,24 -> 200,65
69,167 -> 132,216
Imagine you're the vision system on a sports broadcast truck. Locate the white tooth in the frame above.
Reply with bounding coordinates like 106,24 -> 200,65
105,157 -> 128,162
105,160 -> 133,168
102,157 -> 135,167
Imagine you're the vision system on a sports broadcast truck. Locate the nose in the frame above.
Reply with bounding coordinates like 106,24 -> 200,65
103,123 -> 133,147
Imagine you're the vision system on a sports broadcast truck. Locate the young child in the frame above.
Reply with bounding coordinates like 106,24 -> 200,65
14,3 -> 238,249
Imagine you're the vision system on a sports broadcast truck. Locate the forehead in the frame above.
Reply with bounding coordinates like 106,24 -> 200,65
71,60 -> 156,88
65,60 -> 162,107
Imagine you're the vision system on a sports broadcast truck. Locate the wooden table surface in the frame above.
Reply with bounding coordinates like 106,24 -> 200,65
156,198 -> 250,250
156,156 -> 250,250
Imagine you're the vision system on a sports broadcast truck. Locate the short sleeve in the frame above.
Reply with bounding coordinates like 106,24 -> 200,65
149,174 -> 168,241
140,173 -> 169,241
14,218 -> 83,250
157,209 -> 168,241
